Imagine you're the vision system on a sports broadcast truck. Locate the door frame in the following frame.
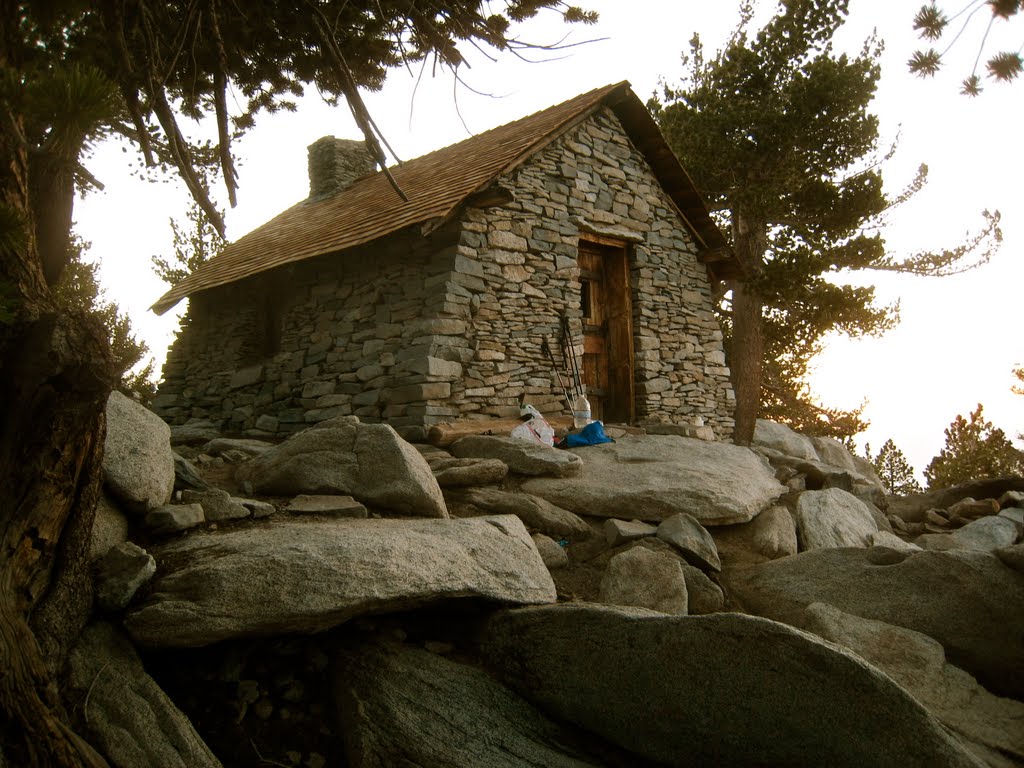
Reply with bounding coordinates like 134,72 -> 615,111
578,236 -> 635,424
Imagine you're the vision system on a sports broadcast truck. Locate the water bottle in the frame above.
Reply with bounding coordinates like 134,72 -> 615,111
572,392 -> 592,429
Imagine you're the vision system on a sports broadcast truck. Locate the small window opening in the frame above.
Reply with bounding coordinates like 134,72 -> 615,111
581,279 -> 593,320
260,293 -> 282,358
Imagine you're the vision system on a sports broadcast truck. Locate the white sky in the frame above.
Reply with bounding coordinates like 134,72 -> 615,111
74,0 -> 1023,479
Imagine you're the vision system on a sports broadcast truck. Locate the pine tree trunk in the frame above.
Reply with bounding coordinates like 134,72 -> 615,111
0,312 -> 113,768
728,210 -> 768,446
1,6 -> 113,760
730,281 -> 764,445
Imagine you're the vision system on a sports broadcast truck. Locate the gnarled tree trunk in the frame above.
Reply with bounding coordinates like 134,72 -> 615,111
0,312 -> 113,768
1,6 -> 113,761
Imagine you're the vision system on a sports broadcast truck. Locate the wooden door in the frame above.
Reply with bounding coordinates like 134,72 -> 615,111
578,240 -> 634,423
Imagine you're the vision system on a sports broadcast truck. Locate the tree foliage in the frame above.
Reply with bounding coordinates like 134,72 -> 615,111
867,438 -> 923,495
910,1 -> 1023,95
650,0 -> 1001,443
5,0 -> 598,290
0,3 -> 596,765
54,238 -> 157,403
152,199 -> 228,286
924,403 -> 1024,488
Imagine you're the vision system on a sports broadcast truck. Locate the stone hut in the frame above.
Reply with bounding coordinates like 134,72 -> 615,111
151,82 -> 740,440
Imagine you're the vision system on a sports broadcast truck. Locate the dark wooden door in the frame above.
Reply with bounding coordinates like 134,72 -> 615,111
578,240 -> 634,423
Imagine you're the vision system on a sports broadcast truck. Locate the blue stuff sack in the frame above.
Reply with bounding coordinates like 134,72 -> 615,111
558,420 -> 615,448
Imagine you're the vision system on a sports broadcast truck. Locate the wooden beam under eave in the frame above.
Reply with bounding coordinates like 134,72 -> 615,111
698,245 -> 733,264
698,245 -> 743,281
464,185 -> 515,209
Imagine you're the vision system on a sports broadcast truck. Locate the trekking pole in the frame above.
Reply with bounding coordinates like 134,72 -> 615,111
544,337 -> 574,414
559,315 -> 575,398
561,314 -> 583,398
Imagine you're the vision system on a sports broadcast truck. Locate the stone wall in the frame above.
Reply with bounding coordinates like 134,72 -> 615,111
154,107 -> 735,440
154,225 -> 465,437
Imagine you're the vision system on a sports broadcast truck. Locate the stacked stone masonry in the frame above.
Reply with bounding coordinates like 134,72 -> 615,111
154,108 -> 736,440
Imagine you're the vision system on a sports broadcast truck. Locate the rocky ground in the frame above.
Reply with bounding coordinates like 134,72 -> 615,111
72,393 -> 1024,768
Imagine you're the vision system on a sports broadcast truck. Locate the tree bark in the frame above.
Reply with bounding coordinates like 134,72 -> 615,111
1,6 -> 113,762
728,210 -> 768,446
730,281 -> 764,445
0,318 -> 114,768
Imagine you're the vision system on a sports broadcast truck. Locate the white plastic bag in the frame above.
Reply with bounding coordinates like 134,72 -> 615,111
511,412 -> 555,447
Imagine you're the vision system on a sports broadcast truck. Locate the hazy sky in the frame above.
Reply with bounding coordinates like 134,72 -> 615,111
74,0 -> 1023,477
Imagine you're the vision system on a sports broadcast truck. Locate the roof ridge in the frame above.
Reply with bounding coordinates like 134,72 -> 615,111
388,81 -> 627,169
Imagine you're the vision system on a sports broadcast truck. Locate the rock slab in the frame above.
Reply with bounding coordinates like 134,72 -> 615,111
287,494 -> 367,518
172,452 -> 209,493
447,488 -> 591,540
181,488 -> 250,522
795,488 -> 879,550
103,391 -> 175,514
451,435 -> 582,477
997,542 -> 1024,573
202,437 -> 273,457
237,417 -> 446,517
89,492 -> 129,561
66,622 -> 221,768
482,604 -> 983,768
723,547 -> 1024,700
950,515 -> 1020,551
656,513 -> 721,571
869,530 -> 922,552
752,420 -> 885,504
144,503 -> 204,534
603,518 -> 656,546
711,504 -> 798,566
125,515 -> 555,647
95,542 -> 156,612
598,547 -> 687,614
333,639 -> 606,768
801,602 -> 1024,765
521,435 -> 785,525
427,455 -> 509,487
532,534 -> 569,570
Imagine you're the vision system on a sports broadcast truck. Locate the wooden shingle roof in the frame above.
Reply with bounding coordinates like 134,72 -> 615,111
152,81 -> 733,315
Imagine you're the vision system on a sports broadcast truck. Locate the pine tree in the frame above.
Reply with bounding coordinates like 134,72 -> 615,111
910,1 -> 1022,95
869,438 -> 923,495
54,238 -> 156,403
650,0 -> 1000,444
152,199 -> 228,286
924,404 -> 1024,488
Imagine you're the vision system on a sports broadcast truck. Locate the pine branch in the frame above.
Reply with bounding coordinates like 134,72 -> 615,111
208,0 -> 238,208
307,1 -> 408,202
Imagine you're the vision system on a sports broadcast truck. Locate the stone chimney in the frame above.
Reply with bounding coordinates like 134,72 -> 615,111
306,136 -> 377,200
